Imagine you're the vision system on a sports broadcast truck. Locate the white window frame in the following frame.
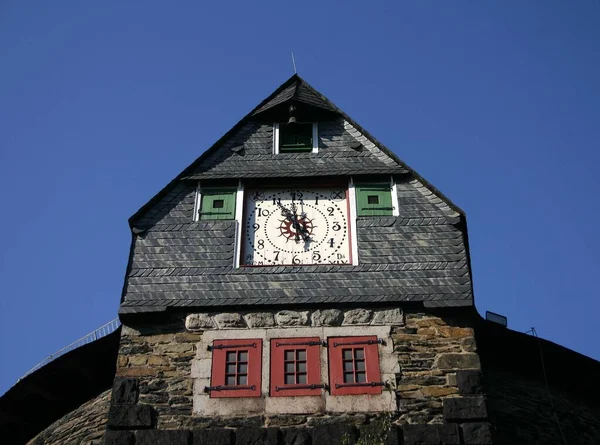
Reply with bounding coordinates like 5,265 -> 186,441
233,180 -> 244,268
348,177 -> 359,265
390,176 -> 400,217
193,181 -> 202,222
273,122 -> 318,154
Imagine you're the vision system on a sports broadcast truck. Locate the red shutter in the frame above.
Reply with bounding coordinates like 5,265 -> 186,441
328,336 -> 383,396
210,338 -> 262,398
270,337 -> 322,397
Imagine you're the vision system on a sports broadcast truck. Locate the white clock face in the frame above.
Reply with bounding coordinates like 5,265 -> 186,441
243,188 -> 352,266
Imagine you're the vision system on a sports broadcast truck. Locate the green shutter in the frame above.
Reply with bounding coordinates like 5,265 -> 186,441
355,184 -> 393,216
279,123 -> 313,152
199,188 -> 236,220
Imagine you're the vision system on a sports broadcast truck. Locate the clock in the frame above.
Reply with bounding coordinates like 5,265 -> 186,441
242,187 -> 352,266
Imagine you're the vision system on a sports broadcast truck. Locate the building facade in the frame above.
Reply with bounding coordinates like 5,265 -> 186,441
3,75 -> 599,445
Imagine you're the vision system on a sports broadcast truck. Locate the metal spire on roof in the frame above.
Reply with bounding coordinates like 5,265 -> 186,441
291,53 -> 297,74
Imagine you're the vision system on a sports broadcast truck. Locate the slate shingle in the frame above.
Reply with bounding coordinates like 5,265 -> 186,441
122,75 -> 472,313
183,119 -> 407,180
121,174 -> 472,312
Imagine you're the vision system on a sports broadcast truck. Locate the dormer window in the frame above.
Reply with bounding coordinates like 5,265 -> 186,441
273,122 -> 318,154
280,123 -> 312,151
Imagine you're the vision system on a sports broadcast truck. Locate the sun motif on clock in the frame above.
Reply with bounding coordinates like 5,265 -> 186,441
243,188 -> 352,266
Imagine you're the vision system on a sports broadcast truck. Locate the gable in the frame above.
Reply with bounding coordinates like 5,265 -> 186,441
130,74 -> 462,226
120,75 -> 472,313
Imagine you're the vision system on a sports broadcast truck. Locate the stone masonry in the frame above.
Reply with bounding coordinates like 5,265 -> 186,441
27,389 -> 111,445
107,307 -> 490,444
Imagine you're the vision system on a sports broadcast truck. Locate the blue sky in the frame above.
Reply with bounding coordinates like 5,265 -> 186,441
1,1 -> 599,395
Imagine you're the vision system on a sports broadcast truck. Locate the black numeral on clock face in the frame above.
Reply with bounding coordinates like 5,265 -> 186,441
245,189 -> 350,266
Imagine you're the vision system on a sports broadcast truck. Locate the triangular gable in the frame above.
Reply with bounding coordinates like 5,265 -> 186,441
183,75 -> 406,179
252,79 -> 336,115
129,74 -> 464,225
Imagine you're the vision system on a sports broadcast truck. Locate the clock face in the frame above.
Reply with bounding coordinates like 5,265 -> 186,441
243,188 -> 352,266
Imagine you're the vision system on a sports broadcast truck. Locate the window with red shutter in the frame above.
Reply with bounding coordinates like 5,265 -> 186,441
208,338 -> 262,398
270,337 -> 323,397
328,336 -> 384,395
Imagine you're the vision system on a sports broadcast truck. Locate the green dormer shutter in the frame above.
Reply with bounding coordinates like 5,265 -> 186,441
199,188 -> 236,220
355,184 -> 393,216
279,123 -> 313,152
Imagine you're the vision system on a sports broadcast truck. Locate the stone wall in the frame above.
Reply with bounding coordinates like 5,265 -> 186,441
26,389 -> 111,445
108,307 -> 492,444
393,311 -> 481,425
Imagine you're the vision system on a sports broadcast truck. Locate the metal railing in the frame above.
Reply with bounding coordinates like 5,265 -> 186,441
19,318 -> 121,380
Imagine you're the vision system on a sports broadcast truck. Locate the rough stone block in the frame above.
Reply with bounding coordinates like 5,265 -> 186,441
214,313 -> 246,328
456,370 -> 483,395
437,424 -> 461,444
372,309 -> 404,326
446,373 -> 457,387
402,424 -> 438,445
433,353 -> 481,370
268,415 -> 308,427
443,397 -> 488,422
107,404 -> 153,429
245,312 -> 275,328
197,416 -> 265,429
104,430 -> 135,445
385,425 -> 401,445
192,428 -> 234,445
343,309 -> 373,325
137,429 -> 190,445
275,311 -> 309,326
186,313 -> 215,330
460,337 -> 477,352
148,355 -> 170,366
461,422 -> 493,444
311,309 -> 343,326
312,423 -> 357,444
358,423 -> 400,445
402,424 -> 459,445
235,427 -> 279,444
111,377 -> 139,405
281,428 -> 312,445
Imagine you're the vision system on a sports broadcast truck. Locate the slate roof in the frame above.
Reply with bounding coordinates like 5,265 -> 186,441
252,78 -> 338,114
121,75 -> 473,313
129,75 -> 454,223
183,119 -> 408,180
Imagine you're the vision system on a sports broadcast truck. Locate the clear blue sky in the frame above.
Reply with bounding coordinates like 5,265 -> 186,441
1,1 -> 599,395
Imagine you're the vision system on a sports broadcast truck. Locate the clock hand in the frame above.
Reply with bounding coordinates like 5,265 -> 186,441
290,203 -> 312,242
276,200 -> 312,242
277,201 -> 304,242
